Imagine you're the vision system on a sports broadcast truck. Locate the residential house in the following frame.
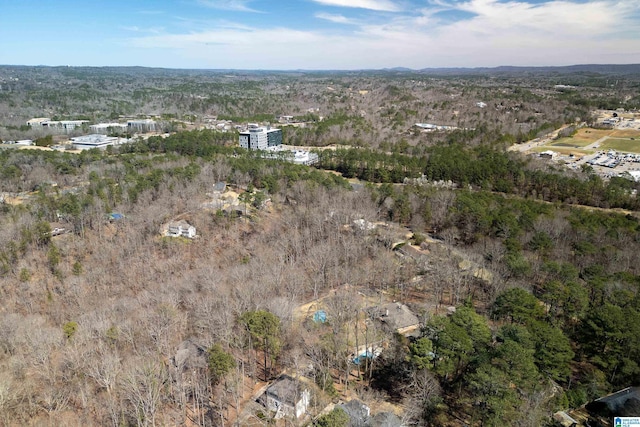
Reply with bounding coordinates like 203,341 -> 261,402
554,386 -> 640,426
171,339 -> 208,373
339,399 -> 371,427
49,222 -> 72,237
369,302 -> 420,337
370,412 -> 404,427
213,181 -> 227,193
170,340 -> 209,400
167,220 -> 196,238
258,375 -> 310,419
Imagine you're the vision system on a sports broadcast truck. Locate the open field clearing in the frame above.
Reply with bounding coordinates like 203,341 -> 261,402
599,138 -> 640,153
551,138 -> 593,148
611,128 -> 640,138
533,128 -> 640,155
530,145 -> 593,156
560,128 -> 611,144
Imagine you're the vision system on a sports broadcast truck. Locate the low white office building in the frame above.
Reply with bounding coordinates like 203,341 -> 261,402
71,134 -> 120,150
27,118 -> 88,133
90,123 -> 128,135
127,119 -> 157,133
290,150 -> 319,165
15,139 -> 34,146
26,118 -> 51,127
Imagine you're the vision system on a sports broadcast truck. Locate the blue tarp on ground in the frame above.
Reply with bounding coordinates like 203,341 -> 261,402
313,310 -> 327,323
353,351 -> 374,365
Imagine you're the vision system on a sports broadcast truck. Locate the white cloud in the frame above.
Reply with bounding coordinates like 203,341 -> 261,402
133,27 -> 321,50
451,0 -> 630,34
310,0 -> 402,12
197,0 -> 261,12
121,26 -> 164,34
315,12 -> 358,24
130,0 -> 640,69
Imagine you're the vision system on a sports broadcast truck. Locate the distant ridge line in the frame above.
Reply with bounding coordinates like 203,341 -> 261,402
1,63 -> 640,75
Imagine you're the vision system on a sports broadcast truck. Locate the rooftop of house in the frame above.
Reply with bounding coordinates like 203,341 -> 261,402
586,386 -> 640,417
370,411 -> 404,427
213,181 -> 227,192
555,386 -> 640,426
339,399 -> 371,425
370,302 -> 420,332
172,339 -> 208,372
168,219 -> 193,229
264,375 -> 305,407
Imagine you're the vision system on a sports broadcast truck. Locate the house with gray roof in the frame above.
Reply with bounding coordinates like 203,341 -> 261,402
258,375 -> 310,419
339,399 -> 371,427
369,302 -> 420,337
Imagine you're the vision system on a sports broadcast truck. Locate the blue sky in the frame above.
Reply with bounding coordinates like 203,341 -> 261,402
0,0 -> 639,69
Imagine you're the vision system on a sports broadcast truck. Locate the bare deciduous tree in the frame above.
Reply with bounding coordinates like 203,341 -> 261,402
122,361 -> 167,427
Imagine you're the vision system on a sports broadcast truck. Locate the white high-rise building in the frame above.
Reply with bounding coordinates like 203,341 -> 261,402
239,124 -> 282,150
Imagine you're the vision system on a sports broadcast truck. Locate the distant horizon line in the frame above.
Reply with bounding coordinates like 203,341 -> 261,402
2,63 -> 640,73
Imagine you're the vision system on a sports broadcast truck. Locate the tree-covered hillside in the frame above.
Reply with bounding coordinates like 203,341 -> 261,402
1,66 -> 640,425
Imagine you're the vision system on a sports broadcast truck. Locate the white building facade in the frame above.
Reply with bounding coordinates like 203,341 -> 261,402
71,134 -> 120,150
90,123 -> 128,135
127,119 -> 157,133
239,125 -> 282,150
167,221 -> 196,239
27,118 -> 88,133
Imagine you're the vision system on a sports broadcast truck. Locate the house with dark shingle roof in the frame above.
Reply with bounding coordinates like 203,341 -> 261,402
258,375 -> 310,419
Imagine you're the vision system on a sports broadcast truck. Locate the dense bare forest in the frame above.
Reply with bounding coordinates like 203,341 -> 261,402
4,64 -> 633,146
1,66 -> 640,426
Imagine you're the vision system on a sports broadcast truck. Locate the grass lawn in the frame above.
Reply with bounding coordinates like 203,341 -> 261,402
546,128 -> 611,149
600,138 -> 640,153
551,138 -> 593,148
564,128 -> 612,144
611,129 -> 640,138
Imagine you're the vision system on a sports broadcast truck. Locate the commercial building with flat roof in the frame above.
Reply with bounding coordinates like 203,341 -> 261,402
27,118 -> 88,133
127,119 -> 157,133
71,134 -> 120,150
90,123 -> 128,135
26,118 -> 51,126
